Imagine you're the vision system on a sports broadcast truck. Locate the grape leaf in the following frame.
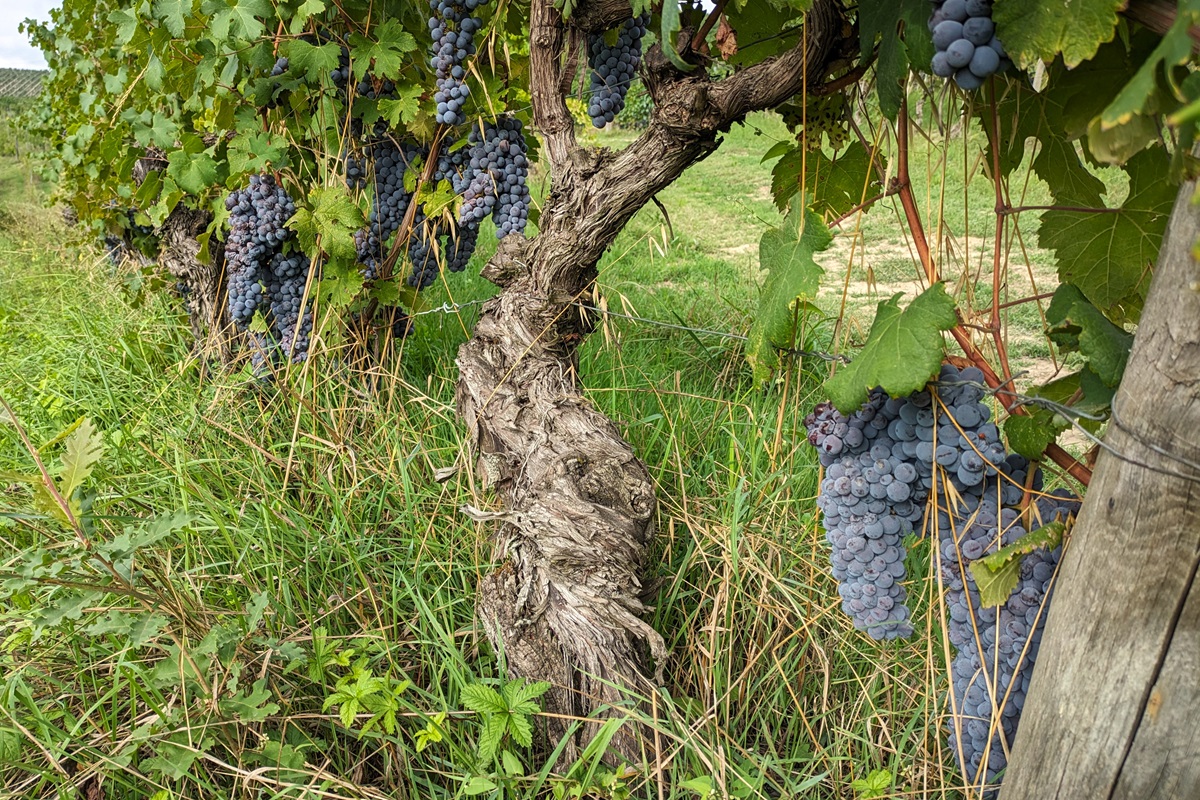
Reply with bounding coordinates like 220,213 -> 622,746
721,5 -> 798,67
993,0 -> 1123,68
289,0 -> 328,33
166,148 -> 219,195
153,0 -> 191,38
659,0 -> 695,73
379,85 -> 422,128
289,186 -> 362,261
970,521 -> 1066,608
1020,368 -> 1115,434
286,40 -> 342,83
1005,410 -> 1067,461
209,0 -> 271,42
1048,298 -> 1133,387
109,8 -> 140,45
858,0 -> 930,120
746,204 -> 831,386
1086,114 -> 1159,166
806,142 -> 883,219
227,131 -> 288,175
349,19 -> 417,82
970,555 -> 1021,609
1099,1 -> 1200,128
824,284 -> 957,413
1038,149 -> 1175,315
318,272 -> 365,309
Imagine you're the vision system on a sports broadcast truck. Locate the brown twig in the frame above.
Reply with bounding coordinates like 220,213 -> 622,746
813,57 -> 874,97
1122,0 -> 1200,47
995,291 -> 1056,311
986,78 -> 1013,386
895,99 -> 937,284
689,0 -> 729,52
828,187 -> 894,228
891,98 -> 1092,487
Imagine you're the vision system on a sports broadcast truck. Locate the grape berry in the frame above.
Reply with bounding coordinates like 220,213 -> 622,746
928,0 -> 1012,90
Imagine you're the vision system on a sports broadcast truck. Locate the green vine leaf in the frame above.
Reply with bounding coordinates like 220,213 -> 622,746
1005,410 -> 1068,461
1099,1 -> 1200,128
824,284 -> 957,413
994,0 -> 1123,68
290,186 -> 363,261
379,85 -> 423,128
153,0 -> 192,38
746,204 -> 831,386
659,1 -> 695,73
166,148 -> 219,195
969,521 -> 1067,608
858,0 -> 930,120
207,0 -> 272,43
285,39 -> 342,83
1047,295 -> 1134,387
227,131 -> 289,175
349,19 -> 418,83
1038,149 -> 1176,316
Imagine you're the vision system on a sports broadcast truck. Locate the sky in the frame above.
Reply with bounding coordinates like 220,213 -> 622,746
1,1 -> 58,70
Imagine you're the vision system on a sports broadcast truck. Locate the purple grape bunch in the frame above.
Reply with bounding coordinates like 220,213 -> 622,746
805,391 -> 926,640
586,13 -> 650,128
458,116 -> 530,239
928,0 -> 1012,90
428,0 -> 489,126
807,364 -> 1083,796
934,477 -> 1080,794
224,174 -> 295,330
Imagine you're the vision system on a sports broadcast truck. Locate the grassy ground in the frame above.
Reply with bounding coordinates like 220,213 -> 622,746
0,112 -> 1064,800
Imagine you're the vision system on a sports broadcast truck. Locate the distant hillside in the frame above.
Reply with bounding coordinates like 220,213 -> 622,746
0,69 -> 47,99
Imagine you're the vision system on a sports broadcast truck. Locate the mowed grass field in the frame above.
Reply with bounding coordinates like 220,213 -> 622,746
0,113 -> 1064,799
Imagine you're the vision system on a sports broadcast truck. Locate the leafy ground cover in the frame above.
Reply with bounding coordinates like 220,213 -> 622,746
0,115 -> 1063,798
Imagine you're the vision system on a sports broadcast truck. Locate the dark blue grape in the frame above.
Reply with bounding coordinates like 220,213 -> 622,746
586,13 -> 650,128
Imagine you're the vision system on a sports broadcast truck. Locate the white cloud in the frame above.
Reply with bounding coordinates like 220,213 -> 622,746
0,2 -> 61,70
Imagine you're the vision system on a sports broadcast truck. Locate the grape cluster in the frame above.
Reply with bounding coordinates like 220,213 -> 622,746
459,116 -> 530,238
266,56 -> 290,108
347,116 -> 527,287
445,221 -> 479,272
934,476 -> 1080,793
805,392 -> 924,640
928,0 -> 1011,90
224,174 -> 295,329
586,13 -> 650,128
807,364 -> 1083,796
345,152 -> 368,190
267,251 -> 315,361
353,138 -> 423,281
407,208 -> 440,289
428,0 -> 489,126
330,46 -> 351,92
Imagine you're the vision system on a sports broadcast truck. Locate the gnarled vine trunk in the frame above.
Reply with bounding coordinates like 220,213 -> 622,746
456,0 -> 843,760
134,153 -> 233,364
1002,183 -> 1200,798
158,205 -> 232,364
